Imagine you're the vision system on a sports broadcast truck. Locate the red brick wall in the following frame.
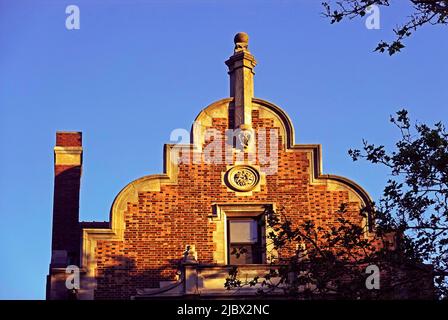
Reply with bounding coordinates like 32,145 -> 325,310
93,111 -> 363,299
56,131 -> 82,147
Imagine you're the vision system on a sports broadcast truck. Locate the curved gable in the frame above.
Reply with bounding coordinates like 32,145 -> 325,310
75,33 -> 373,300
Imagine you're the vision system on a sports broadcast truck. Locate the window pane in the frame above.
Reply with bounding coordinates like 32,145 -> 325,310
229,245 -> 254,265
229,220 -> 258,243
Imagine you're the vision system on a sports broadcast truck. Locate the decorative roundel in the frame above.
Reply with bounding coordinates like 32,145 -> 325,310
224,165 -> 260,192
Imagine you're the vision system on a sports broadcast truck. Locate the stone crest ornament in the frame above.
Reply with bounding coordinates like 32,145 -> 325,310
224,165 -> 260,192
237,128 -> 252,149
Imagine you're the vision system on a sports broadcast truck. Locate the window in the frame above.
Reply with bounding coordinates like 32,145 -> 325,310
228,217 -> 263,264
210,203 -> 271,265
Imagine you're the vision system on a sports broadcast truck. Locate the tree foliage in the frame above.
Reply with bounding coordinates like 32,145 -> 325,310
349,109 -> 448,296
322,1 -> 448,55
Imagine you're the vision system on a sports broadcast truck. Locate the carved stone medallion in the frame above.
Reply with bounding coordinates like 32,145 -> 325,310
224,165 -> 260,192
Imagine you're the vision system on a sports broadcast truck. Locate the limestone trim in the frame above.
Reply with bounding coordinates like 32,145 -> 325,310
252,98 -> 296,148
54,146 -> 82,166
294,144 -> 372,207
192,98 -> 233,150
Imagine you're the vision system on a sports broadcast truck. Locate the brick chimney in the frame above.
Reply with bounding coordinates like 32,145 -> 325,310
50,131 -> 82,267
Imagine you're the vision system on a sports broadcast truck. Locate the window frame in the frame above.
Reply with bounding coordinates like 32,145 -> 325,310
226,214 -> 265,265
209,203 -> 275,265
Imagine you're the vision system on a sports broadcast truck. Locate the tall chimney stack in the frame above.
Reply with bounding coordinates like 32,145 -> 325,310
50,131 -> 82,267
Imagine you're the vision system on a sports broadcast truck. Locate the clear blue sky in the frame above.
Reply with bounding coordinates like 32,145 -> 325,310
0,0 -> 447,299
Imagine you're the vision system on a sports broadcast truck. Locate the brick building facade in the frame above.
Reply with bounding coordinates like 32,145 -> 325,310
47,33 -> 384,300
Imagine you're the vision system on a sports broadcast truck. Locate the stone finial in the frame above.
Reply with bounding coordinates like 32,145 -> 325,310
234,32 -> 249,52
183,245 -> 198,264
